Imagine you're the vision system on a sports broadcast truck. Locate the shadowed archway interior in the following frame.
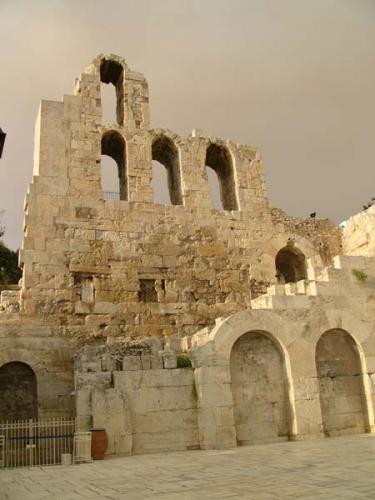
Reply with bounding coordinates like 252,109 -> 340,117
0,362 -> 37,421
275,244 -> 307,283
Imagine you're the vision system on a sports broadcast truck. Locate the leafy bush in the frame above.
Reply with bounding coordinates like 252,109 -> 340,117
352,268 -> 367,283
176,354 -> 192,368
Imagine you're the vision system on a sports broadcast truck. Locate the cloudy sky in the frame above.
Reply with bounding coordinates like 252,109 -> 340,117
0,0 -> 374,249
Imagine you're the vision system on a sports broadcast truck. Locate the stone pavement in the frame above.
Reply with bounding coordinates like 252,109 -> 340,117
2,434 -> 375,499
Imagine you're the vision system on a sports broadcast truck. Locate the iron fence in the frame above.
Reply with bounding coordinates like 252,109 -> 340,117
0,417 -> 76,468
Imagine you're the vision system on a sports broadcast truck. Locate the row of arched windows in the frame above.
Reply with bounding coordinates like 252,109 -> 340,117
100,131 -> 238,210
99,59 -> 238,210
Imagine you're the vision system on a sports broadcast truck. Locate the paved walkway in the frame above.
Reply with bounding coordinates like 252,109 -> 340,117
1,434 -> 375,499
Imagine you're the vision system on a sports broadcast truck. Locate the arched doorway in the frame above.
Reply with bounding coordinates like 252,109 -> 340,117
316,329 -> 366,436
230,331 -> 289,445
275,243 -> 306,283
0,362 -> 37,420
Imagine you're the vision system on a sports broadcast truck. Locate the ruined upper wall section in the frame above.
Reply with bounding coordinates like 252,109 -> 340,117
342,206 -> 375,257
30,54 -> 268,212
75,53 -> 150,131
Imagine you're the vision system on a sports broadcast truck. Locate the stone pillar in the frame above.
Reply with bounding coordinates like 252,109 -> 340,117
194,365 -> 236,450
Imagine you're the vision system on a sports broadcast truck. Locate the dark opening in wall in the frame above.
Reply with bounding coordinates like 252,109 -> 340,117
139,279 -> 157,302
100,59 -> 124,126
0,362 -> 37,421
275,244 -> 306,283
152,136 -> 182,205
101,131 -> 127,200
205,143 -> 238,211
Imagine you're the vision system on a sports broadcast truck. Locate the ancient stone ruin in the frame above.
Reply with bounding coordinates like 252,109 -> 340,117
1,54 -> 375,455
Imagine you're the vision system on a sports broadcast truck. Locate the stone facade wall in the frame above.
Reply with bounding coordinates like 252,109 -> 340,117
18,54 -> 341,344
0,54 -> 343,421
75,344 -> 199,455
73,255 -> 375,455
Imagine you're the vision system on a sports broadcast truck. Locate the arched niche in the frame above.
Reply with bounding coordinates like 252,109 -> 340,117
152,136 -> 182,205
101,131 -> 127,201
0,362 -> 37,420
100,59 -> 124,126
230,330 -> 290,445
275,243 -> 306,283
316,329 -> 367,436
205,143 -> 238,211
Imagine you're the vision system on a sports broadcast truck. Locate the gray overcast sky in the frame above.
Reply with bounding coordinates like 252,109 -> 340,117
0,0 -> 374,249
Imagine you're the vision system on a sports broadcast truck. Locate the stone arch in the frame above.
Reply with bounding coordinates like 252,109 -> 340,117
101,130 -> 127,200
275,242 -> 307,283
0,361 -> 37,420
205,143 -> 238,211
100,57 -> 124,126
230,330 -> 291,445
152,135 -> 182,205
316,329 -> 368,436
206,311 -> 298,439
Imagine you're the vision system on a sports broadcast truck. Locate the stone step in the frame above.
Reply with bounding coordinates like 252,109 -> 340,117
251,294 -> 310,310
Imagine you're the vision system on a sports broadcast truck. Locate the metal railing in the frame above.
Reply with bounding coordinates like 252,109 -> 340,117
102,191 -> 120,201
0,417 -> 76,468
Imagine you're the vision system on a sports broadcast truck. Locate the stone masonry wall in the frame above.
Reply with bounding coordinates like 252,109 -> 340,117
17,54 -> 341,345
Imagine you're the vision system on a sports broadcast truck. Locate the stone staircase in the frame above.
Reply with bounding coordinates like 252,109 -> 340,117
251,254 -> 375,310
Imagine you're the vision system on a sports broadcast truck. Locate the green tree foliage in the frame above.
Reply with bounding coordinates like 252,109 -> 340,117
0,212 -> 22,285
0,241 -> 21,284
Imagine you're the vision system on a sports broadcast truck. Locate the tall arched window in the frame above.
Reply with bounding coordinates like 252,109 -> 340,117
275,244 -> 306,284
100,59 -> 124,126
0,362 -> 37,420
101,131 -> 127,201
152,136 -> 182,205
205,143 -> 238,211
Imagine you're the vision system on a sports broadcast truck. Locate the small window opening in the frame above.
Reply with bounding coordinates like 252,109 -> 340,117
205,143 -> 238,211
81,277 -> 95,303
275,243 -> 307,284
139,279 -> 158,302
100,59 -> 124,126
101,131 -> 127,201
206,166 -> 222,210
152,136 -> 182,205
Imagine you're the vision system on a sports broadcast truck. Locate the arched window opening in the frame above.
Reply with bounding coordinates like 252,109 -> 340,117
316,329 -> 366,436
205,166 -> 222,210
230,331 -> 289,445
101,131 -> 127,201
152,136 -> 182,205
0,362 -> 37,420
275,243 -> 306,284
205,144 -> 238,211
100,59 -> 124,126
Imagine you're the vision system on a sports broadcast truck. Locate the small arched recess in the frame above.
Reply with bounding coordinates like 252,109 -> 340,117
275,243 -> 306,283
101,131 -> 127,201
205,143 -> 238,211
152,136 -> 182,205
